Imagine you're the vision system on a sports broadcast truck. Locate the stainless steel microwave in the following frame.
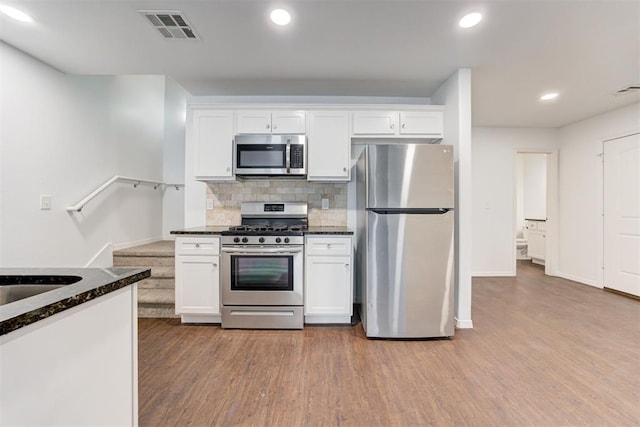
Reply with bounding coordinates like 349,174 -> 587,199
233,134 -> 306,177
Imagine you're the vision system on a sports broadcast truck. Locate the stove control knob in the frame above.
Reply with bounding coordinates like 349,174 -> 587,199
242,237 -> 248,243
284,237 -> 290,243
233,237 -> 240,243
275,237 -> 282,243
259,237 -> 265,243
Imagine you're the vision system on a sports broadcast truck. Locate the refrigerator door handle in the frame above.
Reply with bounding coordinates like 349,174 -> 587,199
369,208 -> 451,215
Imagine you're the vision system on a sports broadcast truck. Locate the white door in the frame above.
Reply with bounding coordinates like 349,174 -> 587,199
604,133 -> 640,296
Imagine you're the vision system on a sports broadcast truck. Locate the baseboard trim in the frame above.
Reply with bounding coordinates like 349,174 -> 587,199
113,236 -> 164,251
181,314 -> 221,324
304,315 -> 351,324
472,271 -> 516,277
455,318 -> 473,329
556,272 -> 600,288
84,242 -> 114,268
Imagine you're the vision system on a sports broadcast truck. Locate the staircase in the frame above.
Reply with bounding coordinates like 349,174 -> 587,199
112,240 -> 176,318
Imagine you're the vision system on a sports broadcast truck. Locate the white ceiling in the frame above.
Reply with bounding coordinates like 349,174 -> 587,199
1,0 -> 639,127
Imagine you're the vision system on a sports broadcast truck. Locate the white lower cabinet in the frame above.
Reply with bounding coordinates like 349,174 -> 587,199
304,236 -> 353,324
175,236 -> 221,323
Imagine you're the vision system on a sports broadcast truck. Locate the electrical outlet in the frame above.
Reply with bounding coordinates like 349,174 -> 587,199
40,194 -> 52,210
206,198 -> 214,210
321,198 -> 329,210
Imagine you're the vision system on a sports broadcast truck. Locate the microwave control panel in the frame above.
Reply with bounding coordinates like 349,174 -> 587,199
290,145 -> 304,168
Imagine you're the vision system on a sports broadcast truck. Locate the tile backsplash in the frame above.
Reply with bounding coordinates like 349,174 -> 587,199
206,180 -> 347,226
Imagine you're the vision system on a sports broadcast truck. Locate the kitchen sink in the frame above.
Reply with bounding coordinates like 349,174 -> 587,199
0,275 -> 82,305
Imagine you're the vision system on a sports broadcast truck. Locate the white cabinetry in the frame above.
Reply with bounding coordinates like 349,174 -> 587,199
304,236 -> 353,324
175,236 -> 221,323
352,110 -> 443,138
526,220 -> 546,264
307,111 -> 350,181
192,110 -> 234,180
236,111 -> 306,134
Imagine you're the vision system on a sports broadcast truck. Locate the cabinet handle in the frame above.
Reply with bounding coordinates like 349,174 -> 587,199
273,124 -> 277,130
402,123 -> 406,129
266,124 -> 270,129
343,167 -> 347,172
212,263 -> 218,267
195,243 -> 200,248
327,244 -> 332,249
345,263 -> 349,268
227,167 -> 231,172
390,124 -> 395,129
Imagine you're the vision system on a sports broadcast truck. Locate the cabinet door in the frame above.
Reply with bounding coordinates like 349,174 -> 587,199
307,111 -> 350,181
305,256 -> 352,315
236,111 -> 272,134
272,111 -> 306,134
528,231 -> 546,261
352,111 -> 399,135
193,110 -> 233,179
399,111 -> 443,136
175,255 -> 220,315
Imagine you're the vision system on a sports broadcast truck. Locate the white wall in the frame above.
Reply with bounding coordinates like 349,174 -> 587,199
557,102 -> 640,287
432,69 -> 473,329
472,128 -> 558,276
162,78 -> 187,239
0,42 -> 172,267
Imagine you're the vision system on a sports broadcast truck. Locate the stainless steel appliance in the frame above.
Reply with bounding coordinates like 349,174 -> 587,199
356,144 -> 455,338
234,134 -> 306,177
220,202 -> 307,329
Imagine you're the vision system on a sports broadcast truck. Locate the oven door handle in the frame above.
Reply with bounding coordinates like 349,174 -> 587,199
222,247 -> 303,255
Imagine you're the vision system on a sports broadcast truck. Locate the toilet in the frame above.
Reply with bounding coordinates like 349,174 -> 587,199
516,237 -> 529,260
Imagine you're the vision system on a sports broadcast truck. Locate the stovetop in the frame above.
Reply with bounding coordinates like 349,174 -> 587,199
220,224 -> 306,236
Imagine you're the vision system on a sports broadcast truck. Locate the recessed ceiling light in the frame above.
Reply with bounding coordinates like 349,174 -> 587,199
270,9 -> 291,26
540,92 -> 559,101
0,5 -> 34,23
459,12 -> 482,28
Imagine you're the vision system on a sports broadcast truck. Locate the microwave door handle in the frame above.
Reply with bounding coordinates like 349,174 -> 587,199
285,138 -> 291,174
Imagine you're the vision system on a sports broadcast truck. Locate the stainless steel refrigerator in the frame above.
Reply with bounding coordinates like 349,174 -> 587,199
356,143 -> 455,338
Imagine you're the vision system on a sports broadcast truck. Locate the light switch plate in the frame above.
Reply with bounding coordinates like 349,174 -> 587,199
40,194 -> 52,210
321,198 -> 329,210
206,198 -> 214,210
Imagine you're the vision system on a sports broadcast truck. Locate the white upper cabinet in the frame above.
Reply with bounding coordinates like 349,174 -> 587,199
307,111 -> 350,181
192,110 -> 234,180
352,110 -> 443,138
399,111 -> 443,136
236,111 -> 306,134
352,111 -> 398,135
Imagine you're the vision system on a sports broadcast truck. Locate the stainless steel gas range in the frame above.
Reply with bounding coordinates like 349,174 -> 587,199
220,202 -> 307,329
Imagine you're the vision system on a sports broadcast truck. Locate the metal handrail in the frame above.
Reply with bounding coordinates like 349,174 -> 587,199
66,175 -> 183,213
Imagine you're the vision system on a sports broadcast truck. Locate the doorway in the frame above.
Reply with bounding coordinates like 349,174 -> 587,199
514,149 -> 558,276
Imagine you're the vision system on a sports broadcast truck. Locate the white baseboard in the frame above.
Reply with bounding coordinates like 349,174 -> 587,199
304,315 -> 351,324
113,236 -> 164,251
84,242 -> 114,268
181,314 -> 221,324
455,318 -> 473,329
472,271 -> 516,277
556,272 -> 601,289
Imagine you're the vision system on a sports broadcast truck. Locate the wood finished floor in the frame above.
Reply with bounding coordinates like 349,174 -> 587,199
138,262 -> 640,426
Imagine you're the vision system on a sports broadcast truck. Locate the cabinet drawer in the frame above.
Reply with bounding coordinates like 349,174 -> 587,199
175,236 -> 220,255
305,237 -> 351,256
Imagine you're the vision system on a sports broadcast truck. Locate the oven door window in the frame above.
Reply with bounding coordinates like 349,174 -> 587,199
230,255 -> 293,291
237,144 -> 286,169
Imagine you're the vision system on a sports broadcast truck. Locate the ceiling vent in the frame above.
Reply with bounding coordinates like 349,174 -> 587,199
615,84 -> 640,95
139,10 -> 199,40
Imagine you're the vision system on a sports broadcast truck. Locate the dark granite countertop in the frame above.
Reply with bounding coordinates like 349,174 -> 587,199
170,226 -> 229,235
305,226 -> 354,235
171,226 -> 353,235
0,267 -> 150,336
